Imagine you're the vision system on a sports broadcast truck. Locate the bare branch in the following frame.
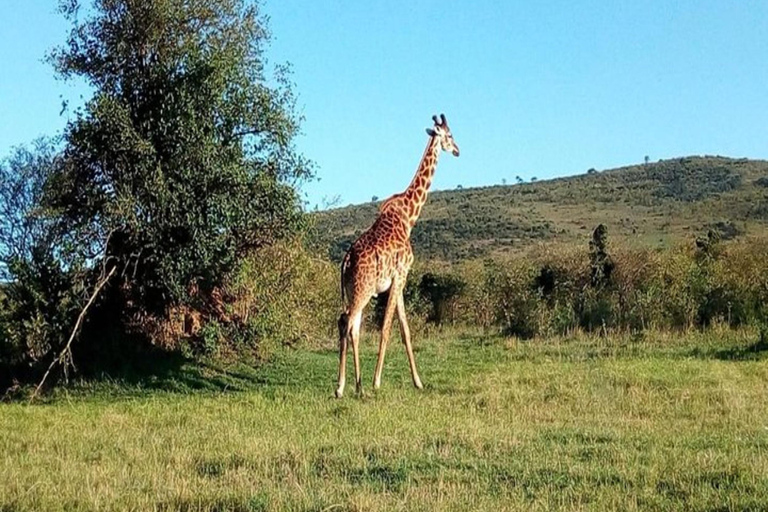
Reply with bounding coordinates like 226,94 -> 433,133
29,264 -> 117,403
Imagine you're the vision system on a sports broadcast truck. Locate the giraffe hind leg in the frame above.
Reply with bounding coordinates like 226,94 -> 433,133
350,309 -> 363,396
397,291 -> 423,389
335,312 -> 349,398
336,307 -> 364,398
338,312 -> 349,340
373,284 -> 400,390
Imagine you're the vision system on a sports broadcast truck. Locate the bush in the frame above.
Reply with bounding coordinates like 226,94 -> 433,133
484,260 -> 540,339
0,141 -> 90,388
377,231 -> 768,340
418,272 -> 466,325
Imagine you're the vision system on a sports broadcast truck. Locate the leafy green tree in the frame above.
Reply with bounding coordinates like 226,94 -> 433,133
0,140 -> 61,282
46,0 -> 311,312
0,140 -> 86,387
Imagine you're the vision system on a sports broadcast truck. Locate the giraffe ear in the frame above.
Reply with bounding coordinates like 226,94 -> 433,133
426,128 -> 437,137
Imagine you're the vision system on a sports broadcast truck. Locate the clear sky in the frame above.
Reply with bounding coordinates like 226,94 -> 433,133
2,1 -> 767,209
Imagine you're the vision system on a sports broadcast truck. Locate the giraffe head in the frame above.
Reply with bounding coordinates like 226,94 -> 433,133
426,114 -> 460,157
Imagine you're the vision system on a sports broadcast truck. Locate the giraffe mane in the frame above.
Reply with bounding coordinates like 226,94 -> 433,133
378,193 -> 409,219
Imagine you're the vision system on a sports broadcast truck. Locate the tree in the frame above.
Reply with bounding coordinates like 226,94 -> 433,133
1,141 -> 85,388
1,0 -> 313,391
371,195 -> 379,202
321,194 -> 342,210
46,0 -> 311,312
589,224 -> 614,288
0,140 -> 60,282
515,175 -> 523,184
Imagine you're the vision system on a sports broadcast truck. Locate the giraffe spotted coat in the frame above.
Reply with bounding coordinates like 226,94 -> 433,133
335,114 -> 459,398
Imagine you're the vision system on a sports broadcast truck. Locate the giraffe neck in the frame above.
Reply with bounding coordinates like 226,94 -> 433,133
402,135 -> 441,227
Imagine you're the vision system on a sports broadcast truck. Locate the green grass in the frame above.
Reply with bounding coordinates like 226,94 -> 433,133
2,328 -> 768,511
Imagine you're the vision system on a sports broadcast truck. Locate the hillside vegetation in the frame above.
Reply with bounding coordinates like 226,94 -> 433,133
313,156 -> 768,262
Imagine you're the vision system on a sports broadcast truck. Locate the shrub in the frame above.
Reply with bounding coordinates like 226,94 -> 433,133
384,232 -> 768,339
485,260 -> 540,339
418,272 -> 466,325
0,141 -> 90,388
217,239 -> 338,356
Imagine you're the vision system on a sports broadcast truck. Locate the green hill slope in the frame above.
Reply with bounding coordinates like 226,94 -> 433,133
312,156 -> 768,262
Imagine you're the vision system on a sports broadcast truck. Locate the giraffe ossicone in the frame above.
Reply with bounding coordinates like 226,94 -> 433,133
335,114 -> 460,398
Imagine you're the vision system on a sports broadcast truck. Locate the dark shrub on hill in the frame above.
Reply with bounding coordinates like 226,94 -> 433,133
418,272 -> 466,325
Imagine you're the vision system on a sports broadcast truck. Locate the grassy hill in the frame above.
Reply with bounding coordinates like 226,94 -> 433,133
312,156 -> 768,262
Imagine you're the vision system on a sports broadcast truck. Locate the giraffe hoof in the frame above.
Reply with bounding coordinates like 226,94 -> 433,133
414,378 -> 424,390
335,388 -> 344,399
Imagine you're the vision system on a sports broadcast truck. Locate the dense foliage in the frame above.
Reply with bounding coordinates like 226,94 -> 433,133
48,0 -> 310,309
305,226 -> 766,349
0,141 -> 86,385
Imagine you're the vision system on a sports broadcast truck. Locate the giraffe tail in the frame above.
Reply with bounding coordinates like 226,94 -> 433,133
340,251 -> 351,304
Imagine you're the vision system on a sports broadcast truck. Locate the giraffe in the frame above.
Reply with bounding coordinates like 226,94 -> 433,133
335,114 -> 460,398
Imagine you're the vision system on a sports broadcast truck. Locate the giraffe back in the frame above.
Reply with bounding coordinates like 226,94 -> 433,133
341,210 -> 413,302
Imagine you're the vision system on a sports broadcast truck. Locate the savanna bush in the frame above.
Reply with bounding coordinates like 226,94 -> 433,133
393,233 -> 768,340
708,237 -> 768,325
479,259 -> 541,339
180,239 -> 339,359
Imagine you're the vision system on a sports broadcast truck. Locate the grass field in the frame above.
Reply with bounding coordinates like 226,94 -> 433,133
2,328 -> 768,511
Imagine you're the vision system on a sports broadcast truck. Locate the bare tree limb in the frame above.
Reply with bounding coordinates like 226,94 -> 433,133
29,265 -> 117,403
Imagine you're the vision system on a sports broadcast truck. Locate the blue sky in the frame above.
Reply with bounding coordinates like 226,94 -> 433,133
1,1 -> 767,208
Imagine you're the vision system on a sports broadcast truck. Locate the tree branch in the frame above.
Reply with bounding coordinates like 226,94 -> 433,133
29,264 -> 117,403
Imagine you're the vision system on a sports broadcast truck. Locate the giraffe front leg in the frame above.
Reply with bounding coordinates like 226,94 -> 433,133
352,336 -> 362,397
397,291 -> 423,389
349,310 -> 363,396
373,284 -> 399,390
